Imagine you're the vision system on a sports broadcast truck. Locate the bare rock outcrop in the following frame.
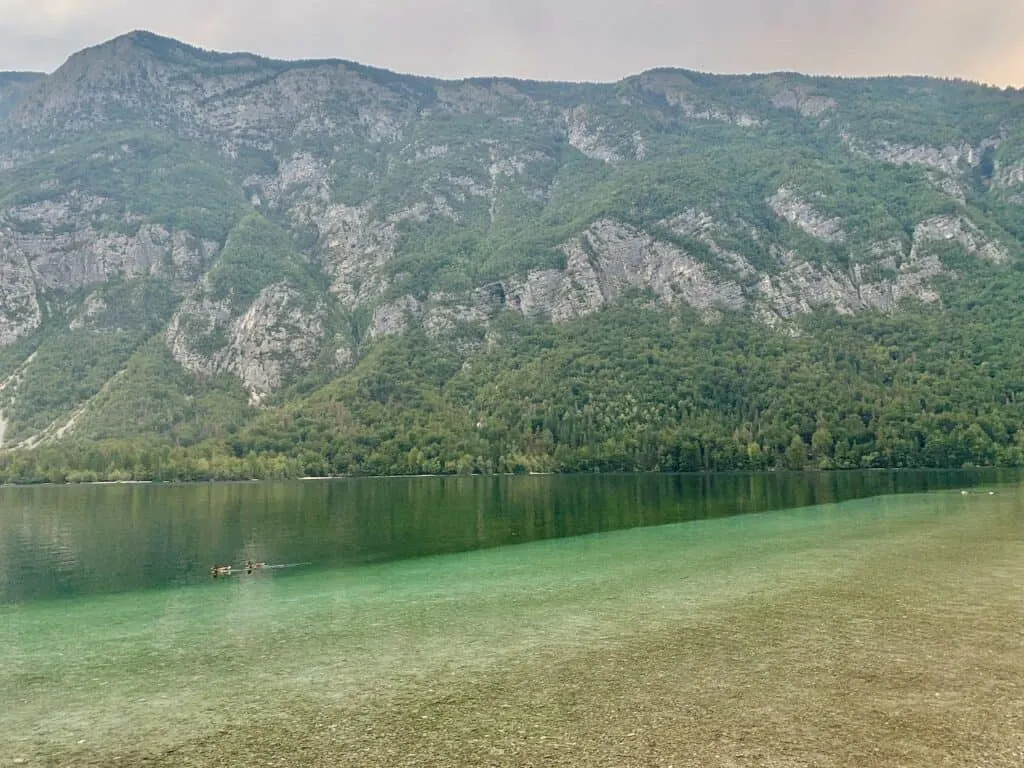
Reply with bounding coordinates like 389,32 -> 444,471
565,108 -> 622,164
912,215 -> 1010,264
993,162 -> 1024,190
755,242 -> 942,323
10,35 -> 416,148
68,293 -> 110,331
770,88 -> 837,117
0,196 -> 215,343
494,216 -> 957,328
244,152 -> 331,209
166,282 -> 326,401
1,195 -> 215,290
635,72 -> 761,126
369,295 -> 423,339
769,188 -> 845,243
0,249 -> 42,344
423,286 -> 506,338
309,203 -> 400,308
842,133 -> 989,175
504,220 -> 746,321
661,209 -> 760,280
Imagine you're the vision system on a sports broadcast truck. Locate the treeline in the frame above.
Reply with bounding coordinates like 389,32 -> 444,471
2,294 -> 1023,485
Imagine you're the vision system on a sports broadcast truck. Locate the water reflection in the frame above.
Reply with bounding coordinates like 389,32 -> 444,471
0,470 -> 1017,603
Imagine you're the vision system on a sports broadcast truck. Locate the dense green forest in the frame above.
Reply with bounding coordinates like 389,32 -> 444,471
3,267 -> 1023,485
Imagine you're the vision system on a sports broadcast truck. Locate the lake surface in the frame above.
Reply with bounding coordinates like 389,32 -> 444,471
1,472 -> 1022,766
0,469 -> 1019,604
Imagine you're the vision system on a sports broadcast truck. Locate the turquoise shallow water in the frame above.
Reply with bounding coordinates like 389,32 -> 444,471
1,482 -> 1022,765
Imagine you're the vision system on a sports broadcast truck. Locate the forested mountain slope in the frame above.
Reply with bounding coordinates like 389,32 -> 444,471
1,31 -> 1023,481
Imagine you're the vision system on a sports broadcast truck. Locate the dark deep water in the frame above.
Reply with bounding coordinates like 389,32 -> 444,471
0,469 -> 1018,603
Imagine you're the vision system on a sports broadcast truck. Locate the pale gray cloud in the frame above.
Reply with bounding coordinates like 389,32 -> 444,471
0,0 -> 1021,86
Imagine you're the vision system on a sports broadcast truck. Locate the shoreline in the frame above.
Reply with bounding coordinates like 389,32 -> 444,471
0,466 -> 1018,491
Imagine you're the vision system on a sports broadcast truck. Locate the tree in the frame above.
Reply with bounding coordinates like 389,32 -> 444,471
786,436 -> 808,471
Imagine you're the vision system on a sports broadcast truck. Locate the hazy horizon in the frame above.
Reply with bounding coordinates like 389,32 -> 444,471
0,1 -> 1021,87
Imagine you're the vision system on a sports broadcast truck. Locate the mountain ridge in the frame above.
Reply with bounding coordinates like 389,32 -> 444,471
10,29 -> 1023,91
0,32 -> 1023,481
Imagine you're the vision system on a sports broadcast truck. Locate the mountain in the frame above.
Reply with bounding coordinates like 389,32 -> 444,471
1,31 -> 1024,482
0,72 -> 44,121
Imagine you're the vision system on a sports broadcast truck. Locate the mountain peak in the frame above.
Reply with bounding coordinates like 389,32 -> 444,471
1,31 -> 280,136
67,29 -> 248,68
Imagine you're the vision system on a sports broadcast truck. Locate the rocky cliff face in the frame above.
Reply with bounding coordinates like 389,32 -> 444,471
0,194 -> 216,344
166,282 -> 327,403
0,32 -> 1021,444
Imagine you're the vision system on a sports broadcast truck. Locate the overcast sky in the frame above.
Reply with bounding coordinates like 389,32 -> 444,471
1,0 -> 1022,85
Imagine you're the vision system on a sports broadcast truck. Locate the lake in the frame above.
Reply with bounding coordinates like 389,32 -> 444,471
1,471 -> 1022,766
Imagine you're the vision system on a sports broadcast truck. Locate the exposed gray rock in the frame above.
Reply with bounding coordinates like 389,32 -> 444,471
993,161 -> 1024,190
370,295 -> 423,338
929,172 -> 967,202
505,220 -> 746,321
498,219 -> 946,328
732,114 -> 761,128
0,352 -> 36,449
632,132 -> 648,160
225,284 -> 326,400
165,294 -> 233,375
1,197 -> 215,293
771,88 -> 837,117
308,203 -> 399,308
912,215 -> 1010,264
444,173 -> 490,199
565,107 -> 622,164
0,150 -> 35,171
434,80 -> 532,116
635,71 -> 761,126
68,293 -> 109,331
245,152 -> 330,209
754,243 -> 941,323
0,191 -> 218,346
661,210 -> 760,280
411,144 -> 450,161
423,286 -> 505,338
843,133 -> 987,175
300,195 -> 467,310
505,261 -> 603,322
769,188 -> 845,243
11,35 -> 418,148
166,282 -> 326,401
334,343 -> 355,370
682,102 -> 760,126
0,247 -> 42,344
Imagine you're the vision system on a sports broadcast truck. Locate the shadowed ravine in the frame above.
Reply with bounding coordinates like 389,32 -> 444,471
1,484 -> 1021,766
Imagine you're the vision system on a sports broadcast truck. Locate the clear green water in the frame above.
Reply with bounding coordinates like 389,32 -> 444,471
1,473 -> 1021,766
0,470 -> 1017,603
